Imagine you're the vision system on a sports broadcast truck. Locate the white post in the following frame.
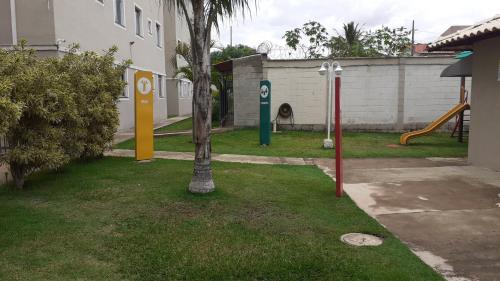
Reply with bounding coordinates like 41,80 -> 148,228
327,68 -> 333,141
319,62 -> 334,149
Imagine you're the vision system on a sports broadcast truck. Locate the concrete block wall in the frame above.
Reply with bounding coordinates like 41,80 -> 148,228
403,62 -> 471,128
233,56 -> 471,132
233,55 -> 264,127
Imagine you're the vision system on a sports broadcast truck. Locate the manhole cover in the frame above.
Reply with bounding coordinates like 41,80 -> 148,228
341,233 -> 383,246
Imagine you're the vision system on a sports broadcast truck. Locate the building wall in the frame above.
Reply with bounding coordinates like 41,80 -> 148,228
163,3 -> 193,118
0,0 -> 13,45
469,37 -> 500,171
233,56 -> 470,131
15,0 -> 56,46
403,59 -> 467,127
233,55 -> 264,126
51,0 -> 168,131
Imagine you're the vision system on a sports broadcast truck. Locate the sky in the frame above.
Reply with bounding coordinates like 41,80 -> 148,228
213,0 -> 500,49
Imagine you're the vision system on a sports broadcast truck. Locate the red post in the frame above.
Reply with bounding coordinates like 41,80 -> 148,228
335,75 -> 343,197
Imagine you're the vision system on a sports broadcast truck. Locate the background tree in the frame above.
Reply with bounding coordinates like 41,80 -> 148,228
284,21 -> 411,58
211,44 -> 256,64
364,26 -> 412,57
210,44 -> 256,92
173,41 -> 194,81
283,21 -> 329,59
165,0 -> 254,194
329,22 -> 365,57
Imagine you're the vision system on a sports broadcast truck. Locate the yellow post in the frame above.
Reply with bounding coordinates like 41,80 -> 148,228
134,71 -> 154,161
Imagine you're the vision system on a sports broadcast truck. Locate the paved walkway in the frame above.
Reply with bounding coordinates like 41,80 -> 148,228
107,149 -> 316,166
318,157 -> 500,281
113,116 -> 190,144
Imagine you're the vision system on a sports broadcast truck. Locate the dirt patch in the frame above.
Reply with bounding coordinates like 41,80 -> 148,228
386,144 -> 402,148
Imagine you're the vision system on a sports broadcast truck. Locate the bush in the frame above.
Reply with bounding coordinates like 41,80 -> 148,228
55,45 -> 130,159
0,42 -> 129,189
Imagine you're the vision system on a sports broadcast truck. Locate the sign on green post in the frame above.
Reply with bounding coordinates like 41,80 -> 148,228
260,80 -> 271,145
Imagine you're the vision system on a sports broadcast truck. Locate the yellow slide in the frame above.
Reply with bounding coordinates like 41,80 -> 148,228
400,103 -> 470,145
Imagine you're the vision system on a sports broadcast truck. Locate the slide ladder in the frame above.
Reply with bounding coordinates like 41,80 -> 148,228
400,103 -> 471,145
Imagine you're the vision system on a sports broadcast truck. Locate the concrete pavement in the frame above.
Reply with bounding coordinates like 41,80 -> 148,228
317,157 -> 500,281
107,149 -> 316,166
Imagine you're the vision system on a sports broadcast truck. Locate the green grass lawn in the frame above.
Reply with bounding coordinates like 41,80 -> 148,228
118,128 -> 468,159
155,117 -> 218,133
0,158 -> 443,281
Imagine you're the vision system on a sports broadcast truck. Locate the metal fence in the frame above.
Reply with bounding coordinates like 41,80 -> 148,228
0,135 -> 8,156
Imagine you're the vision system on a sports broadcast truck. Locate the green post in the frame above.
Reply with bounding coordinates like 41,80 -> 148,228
260,80 -> 271,145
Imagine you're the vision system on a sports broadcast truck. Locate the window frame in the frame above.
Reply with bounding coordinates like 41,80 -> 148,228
155,21 -> 162,48
119,69 -> 129,99
157,75 -> 165,98
113,0 -> 126,29
134,4 -> 144,38
147,18 -> 153,36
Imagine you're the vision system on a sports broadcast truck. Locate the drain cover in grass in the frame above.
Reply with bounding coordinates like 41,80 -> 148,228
341,233 -> 383,246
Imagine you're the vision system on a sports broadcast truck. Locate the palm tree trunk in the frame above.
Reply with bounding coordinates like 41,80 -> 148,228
188,2 -> 215,193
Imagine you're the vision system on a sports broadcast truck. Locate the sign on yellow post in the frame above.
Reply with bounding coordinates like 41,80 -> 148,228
134,71 -> 154,161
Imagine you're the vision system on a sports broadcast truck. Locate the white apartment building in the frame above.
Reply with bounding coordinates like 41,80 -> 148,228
0,0 -> 193,131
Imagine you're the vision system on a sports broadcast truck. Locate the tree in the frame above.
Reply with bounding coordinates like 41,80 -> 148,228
328,22 -> 366,57
173,41 -> 193,81
284,21 -> 412,58
211,44 -> 256,64
364,26 -> 412,57
283,21 -> 329,59
165,0 -> 254,194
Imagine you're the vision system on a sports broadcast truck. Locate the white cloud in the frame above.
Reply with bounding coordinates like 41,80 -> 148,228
213,0 -> 500,48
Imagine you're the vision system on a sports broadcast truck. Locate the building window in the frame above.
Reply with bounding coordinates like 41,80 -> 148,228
147,19 -> 153,35
178,79 -> 192,98
134,5 -> 143,37
155,22 -> 162,48
157,75 -> 165,98
114,0 -> 125,27
120,70 -> 129,98
96,0 -> 104,5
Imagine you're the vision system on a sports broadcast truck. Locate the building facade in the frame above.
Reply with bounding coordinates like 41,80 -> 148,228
430,15 -> 500,171
0,0 -> 193,131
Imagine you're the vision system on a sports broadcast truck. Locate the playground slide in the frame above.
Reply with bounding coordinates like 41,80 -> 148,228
400,103 -> 470,145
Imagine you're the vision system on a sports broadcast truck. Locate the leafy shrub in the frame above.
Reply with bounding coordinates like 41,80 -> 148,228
55,45 -> 130,159
0,42 -> 129,189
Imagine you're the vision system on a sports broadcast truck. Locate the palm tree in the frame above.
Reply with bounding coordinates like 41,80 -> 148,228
165,0 -> 253,193
172,41 -> 193,81
343,22 -> 363,48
